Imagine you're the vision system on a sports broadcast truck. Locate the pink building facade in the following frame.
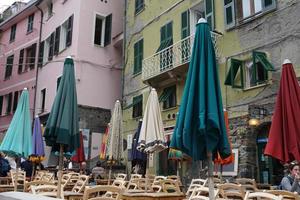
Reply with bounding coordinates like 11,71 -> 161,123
0,0 -> 41,136
35,0 -> 123,163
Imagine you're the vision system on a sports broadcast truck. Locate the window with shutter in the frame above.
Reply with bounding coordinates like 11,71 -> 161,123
29,43 -> 37,69
54,27 -> 60,55
104,14 -> 112,46
181,10 -> 190,39
133,39 -> 143,75
66,15 -> 73,47
132,95 -> 143,118
38,41 -> 44,68
40,88 -> 46,113
205,0 -> 214,29
94,17 -> 103,46
158,22 -> 173,71
5,55 -> 14,79
135,0 -> 144,14
18,49 -> 24,74
27,14 -> 34,33
224,0 -> 235,29
10,24 -> 17,42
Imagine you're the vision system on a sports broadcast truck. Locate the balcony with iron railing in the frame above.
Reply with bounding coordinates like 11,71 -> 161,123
142,32 -> 219,85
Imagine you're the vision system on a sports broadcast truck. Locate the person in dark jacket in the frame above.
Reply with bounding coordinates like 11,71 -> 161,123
20,158 -> 33,178
0,153 -> 11,177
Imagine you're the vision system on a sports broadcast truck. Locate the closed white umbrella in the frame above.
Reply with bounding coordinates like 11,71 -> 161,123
105,100 -> 123,183
137,88 -> 167,153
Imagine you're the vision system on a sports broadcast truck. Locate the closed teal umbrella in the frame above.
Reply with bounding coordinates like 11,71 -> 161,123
0,88 -> 32,157
170,18 -> 231,198
44,57 -> 79,198
0,88 -> 32,190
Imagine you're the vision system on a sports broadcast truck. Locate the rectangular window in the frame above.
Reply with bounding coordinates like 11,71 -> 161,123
10,24 -> 17,42
66,15 -> 73,47
181,10 -> 190,39
12,91 -> 19,112
48,2 -> 53,19
18,49 -> 24,74
205,0 -> 214,29
6,93 -> 12,114
29,43 -> 37,69
43,37 -> 50,63
4,55 -> 14,79
57,76 -> 61,91
0,96 -> 3,116
94,14 -> 112,47
224,58 -> 244,89
27,14 -> 34,33
40,88 -> 46,113
54,26 -> 60,55
133,39 -> 143,75
161,85 -> 177,110
48,32 -> 54,61
132,95 -> 143,118
38,41 -> 44,68
224,0 -> 235,29
135,0 -> 144,14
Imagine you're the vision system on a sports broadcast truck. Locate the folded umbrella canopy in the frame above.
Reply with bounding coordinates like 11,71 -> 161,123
31,116 -> 45,163
170,18 -> 231,199
0,88 -> 33,191
43,57 -> 80,198
0,88 -> 32,157
137,88 -> 167,153
264,60 -> 300,163
131,120 -> 147,161
71,132 -> 85,163
99,124 -> 110,160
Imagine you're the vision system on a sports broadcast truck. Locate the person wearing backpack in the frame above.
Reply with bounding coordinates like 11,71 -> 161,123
0,153 -> 11,177
280,161 -> 300,194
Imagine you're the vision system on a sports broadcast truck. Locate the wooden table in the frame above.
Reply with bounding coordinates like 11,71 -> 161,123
120,192 -> 186,200
63,191 -> 84,200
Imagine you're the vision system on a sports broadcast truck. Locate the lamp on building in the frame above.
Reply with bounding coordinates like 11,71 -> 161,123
249,118 -> 260,127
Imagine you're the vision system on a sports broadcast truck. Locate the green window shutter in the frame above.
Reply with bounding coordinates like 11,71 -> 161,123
38,41 -> 44,68
132,95 -> 143,118
54,26 -> 60,55
138,39 -> 144,73
159,86 -> 176,102
104,14 -> 112,46
135,0 -> 144,14
166,22 -> 173,45
30,43 -> 37,69
224,58 -> 243,88
205,0 -> 214,30
263,0 -> 275,9
13,91 -> 18,112
181,10 -> 190,39
134,39 -> 143,74
253,51 -> 275,71
5,55 -> 14,79
0,96 -> 3,115
224,0 -> 235,29
18,49 -> 24,73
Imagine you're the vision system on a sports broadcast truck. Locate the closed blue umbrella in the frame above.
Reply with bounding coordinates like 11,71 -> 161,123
170,18 -> 231,198
131,121 -> 147,161
31,116 -> 45,160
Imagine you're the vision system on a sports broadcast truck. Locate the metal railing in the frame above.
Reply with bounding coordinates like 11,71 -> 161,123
142,32 -> 219,81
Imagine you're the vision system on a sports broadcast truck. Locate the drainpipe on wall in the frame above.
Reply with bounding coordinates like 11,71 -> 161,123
33,2 -> 44,117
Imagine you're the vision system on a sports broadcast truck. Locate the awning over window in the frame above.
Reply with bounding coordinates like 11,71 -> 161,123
224,58 -> 243,88
156,38 -> 173,53
253,51 -> 275,71
159,86 -> 175,102
124,95 -> 143,110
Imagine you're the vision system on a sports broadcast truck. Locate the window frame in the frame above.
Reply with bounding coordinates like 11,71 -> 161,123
5,92 -> 13,115
162,85 -> 177,110
94,13 -> 112,47
27,14 -> 34,33
4,55 -> 14,79
132,95 -> 143,118
10,24 -> 17,42
40,88 -> 46,113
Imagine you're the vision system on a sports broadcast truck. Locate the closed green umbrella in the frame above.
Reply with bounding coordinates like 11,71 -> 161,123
0,88 -> 32,191
170,18 -> 231,199
44,57 -> 79,198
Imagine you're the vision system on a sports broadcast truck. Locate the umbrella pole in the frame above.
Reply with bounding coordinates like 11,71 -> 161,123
220,164 -> 223,183
31,162 -> 36,181
108,163 -> 112,185
207,152 -> 215,200
57,144 -> 64,198
14,158 -> 20,191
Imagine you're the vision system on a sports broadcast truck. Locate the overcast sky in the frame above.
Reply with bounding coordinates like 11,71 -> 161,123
0,0 -> 30,12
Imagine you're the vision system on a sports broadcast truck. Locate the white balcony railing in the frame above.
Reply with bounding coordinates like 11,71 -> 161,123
142,32 -> 219,81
